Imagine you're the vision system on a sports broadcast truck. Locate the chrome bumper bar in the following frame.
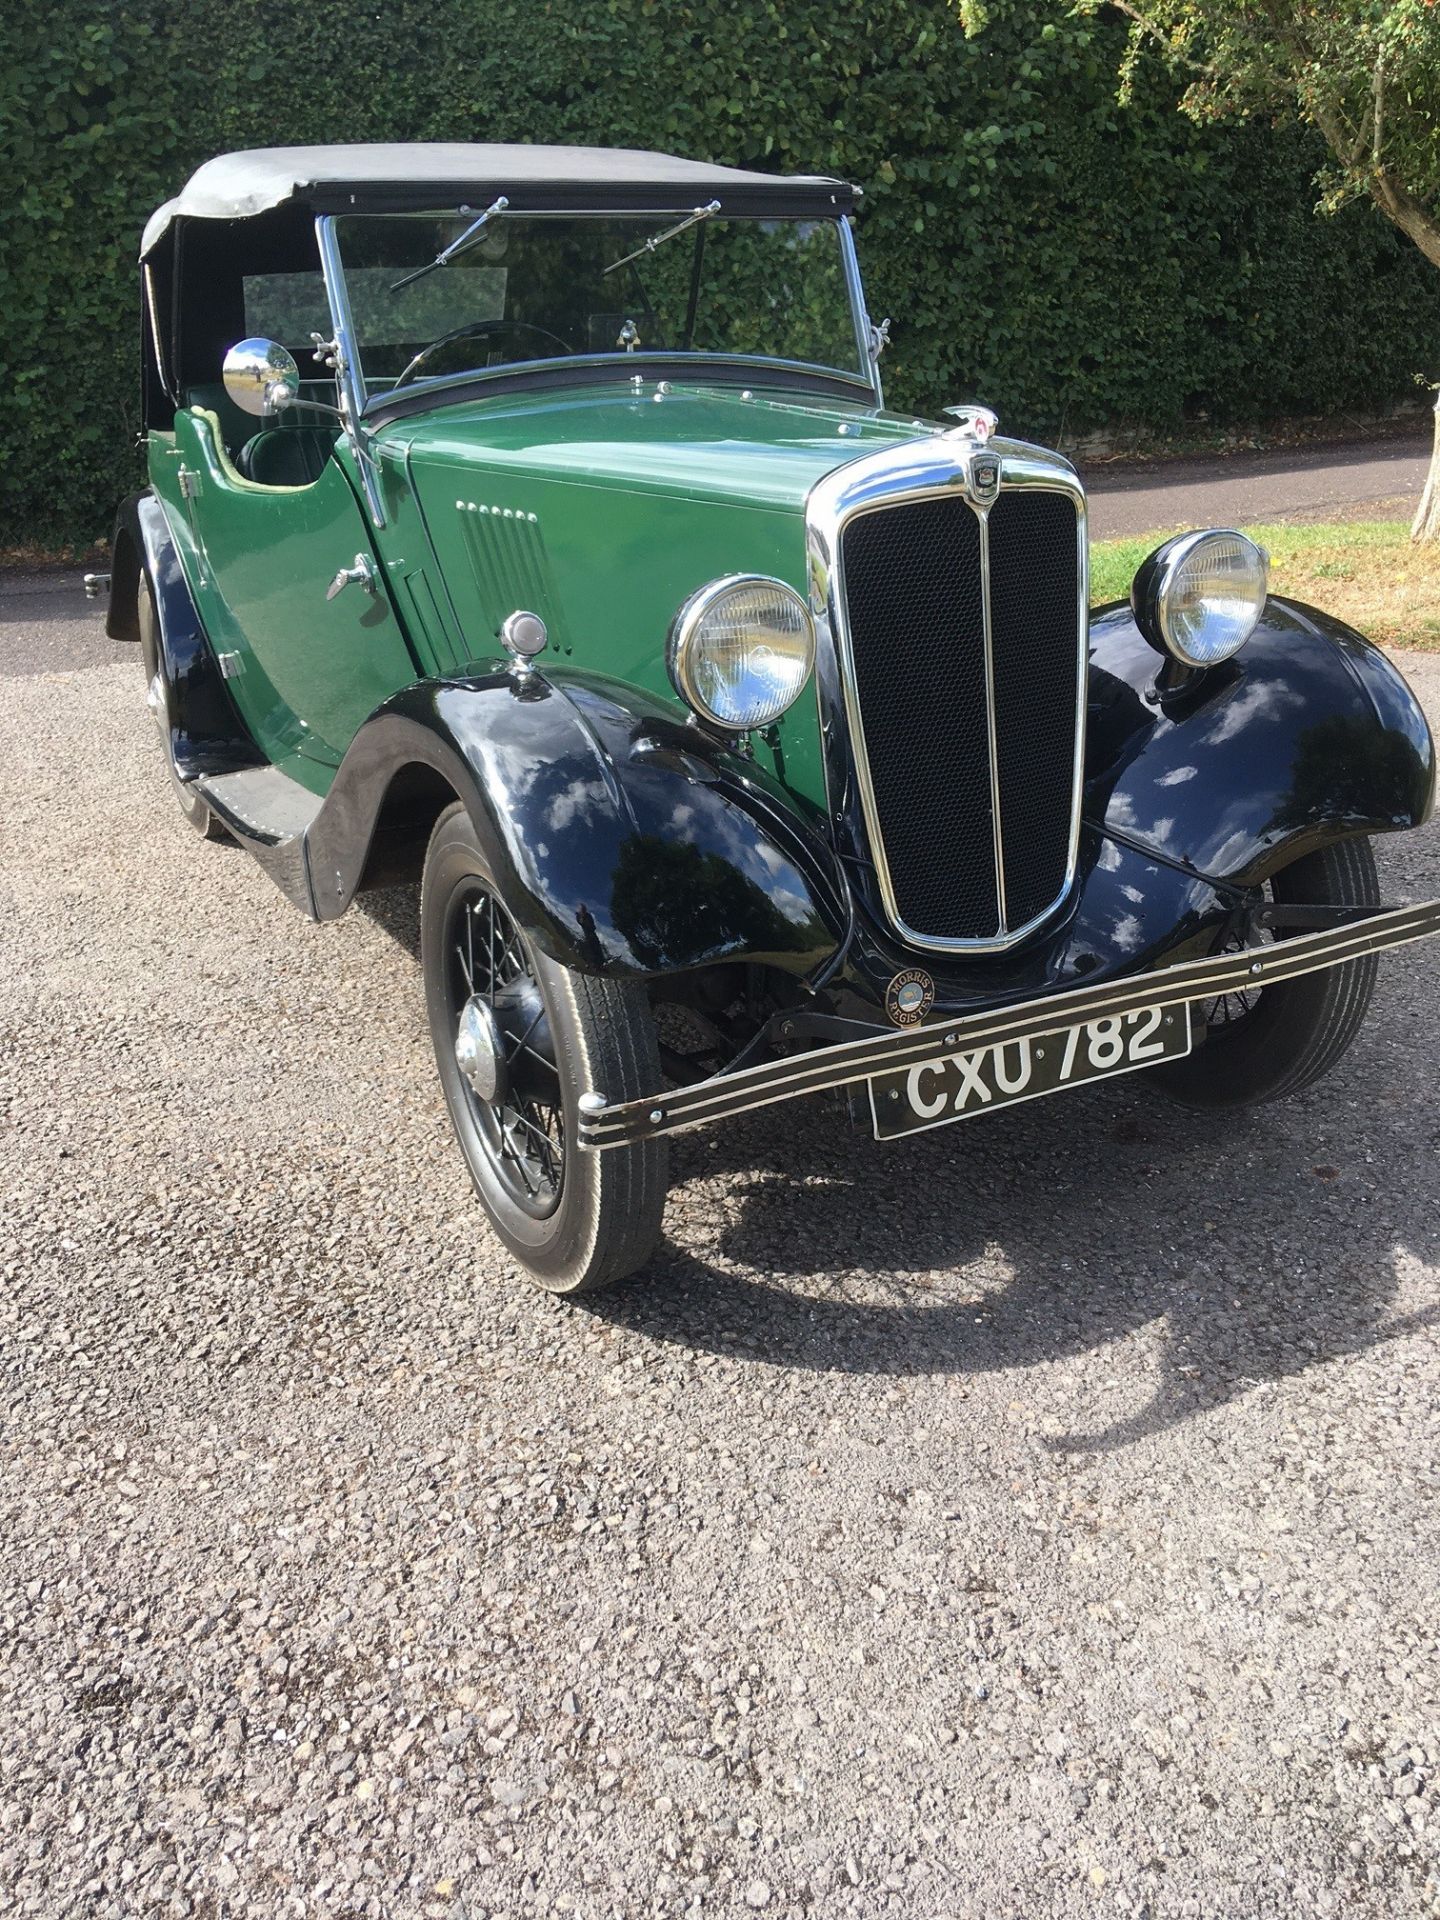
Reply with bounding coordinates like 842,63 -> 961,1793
578,898 -> 1440,1149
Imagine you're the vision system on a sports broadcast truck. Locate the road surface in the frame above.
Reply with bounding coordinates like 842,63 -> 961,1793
2,574 -> 1438,1917
1084,429 -> 1432,540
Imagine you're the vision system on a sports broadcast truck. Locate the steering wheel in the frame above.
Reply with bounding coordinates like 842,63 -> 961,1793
393,318 -> 573,388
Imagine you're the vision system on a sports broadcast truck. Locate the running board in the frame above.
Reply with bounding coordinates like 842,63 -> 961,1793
195,767 -> 324,914
577,898 -> 1440,1149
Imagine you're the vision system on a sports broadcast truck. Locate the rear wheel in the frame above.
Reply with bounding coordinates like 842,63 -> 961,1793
1151,836 -> 1380,1109
137,574 -> 227,840
421,802 -> 668,1293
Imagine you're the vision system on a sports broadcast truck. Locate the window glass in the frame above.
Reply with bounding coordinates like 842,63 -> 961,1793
242,272 -> 329,347
331,213 -> 863,391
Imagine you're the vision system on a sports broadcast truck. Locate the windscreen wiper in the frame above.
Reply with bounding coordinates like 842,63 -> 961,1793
390,196 -> 509,294
603,200 -> 721,277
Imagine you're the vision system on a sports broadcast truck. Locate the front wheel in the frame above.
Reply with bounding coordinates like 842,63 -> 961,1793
1151,836 -> 1380,1110
420,802 -> 669,1294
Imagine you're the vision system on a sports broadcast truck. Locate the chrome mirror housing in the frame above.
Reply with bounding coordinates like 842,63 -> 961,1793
222,338 -> 301,417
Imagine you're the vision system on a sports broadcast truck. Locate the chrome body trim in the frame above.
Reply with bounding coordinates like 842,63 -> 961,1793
315,215 -> 387,528
805,433 -> 1090,954
838,218 -> 883,407
143,264 -> 173,403
578,899 -> 1440,1147
975,508 -> 1009,930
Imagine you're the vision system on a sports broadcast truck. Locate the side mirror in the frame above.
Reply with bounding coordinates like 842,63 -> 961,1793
222,338 -> 301,417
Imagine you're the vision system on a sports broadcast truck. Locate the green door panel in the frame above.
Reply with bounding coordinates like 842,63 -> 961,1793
167,410 -> 421,767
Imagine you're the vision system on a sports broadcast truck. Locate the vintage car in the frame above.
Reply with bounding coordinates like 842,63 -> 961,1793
104,142 -> 1438,1293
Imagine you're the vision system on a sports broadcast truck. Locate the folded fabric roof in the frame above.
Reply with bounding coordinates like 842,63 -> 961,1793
140,142 -> 860,256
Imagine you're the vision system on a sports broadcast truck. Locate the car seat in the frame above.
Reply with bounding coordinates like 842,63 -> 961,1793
234,428 -> 339,487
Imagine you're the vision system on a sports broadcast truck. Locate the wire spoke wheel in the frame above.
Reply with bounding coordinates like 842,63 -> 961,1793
444,877 -> 565,1219
421,802 -> 668,1293
1200,882 -> 1274,1033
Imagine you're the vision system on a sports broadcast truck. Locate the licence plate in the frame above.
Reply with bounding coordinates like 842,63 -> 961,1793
868,1004 -> 1194,1141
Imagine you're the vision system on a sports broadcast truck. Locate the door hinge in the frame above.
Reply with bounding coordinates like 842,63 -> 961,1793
178,466 -> 200,499
216,651 -> 243,680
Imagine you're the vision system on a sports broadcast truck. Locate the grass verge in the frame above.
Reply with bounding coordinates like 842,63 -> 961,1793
1091,520 -> 1440,652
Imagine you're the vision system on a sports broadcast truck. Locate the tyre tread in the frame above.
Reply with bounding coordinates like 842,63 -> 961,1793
1154,836 -> 1380,1110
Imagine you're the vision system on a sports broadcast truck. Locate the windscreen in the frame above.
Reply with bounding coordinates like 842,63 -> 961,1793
331,211 -> 865,394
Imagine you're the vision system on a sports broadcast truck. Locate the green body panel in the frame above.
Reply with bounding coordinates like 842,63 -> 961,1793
149,379 -> 929,810
376,382 -> 924,813
152,411 -> 420,784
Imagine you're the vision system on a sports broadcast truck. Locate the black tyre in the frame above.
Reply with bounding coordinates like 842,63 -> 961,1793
137,575 -> 228,841
1151,837 -> 1380,1110
421,801 -> 668,1293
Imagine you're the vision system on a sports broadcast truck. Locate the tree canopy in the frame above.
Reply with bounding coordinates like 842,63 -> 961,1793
1052,1 -> 1440,533
1080,1 -> 1440,271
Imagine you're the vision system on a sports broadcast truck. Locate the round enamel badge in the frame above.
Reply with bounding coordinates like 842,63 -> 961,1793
885,967 -> 935,1028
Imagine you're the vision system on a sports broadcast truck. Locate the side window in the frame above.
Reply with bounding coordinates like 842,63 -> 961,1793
242,271 -> 330,357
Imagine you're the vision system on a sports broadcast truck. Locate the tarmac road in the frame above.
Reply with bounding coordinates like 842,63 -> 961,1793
1083,429 -> 1432,540
2,582 -> 1439,1918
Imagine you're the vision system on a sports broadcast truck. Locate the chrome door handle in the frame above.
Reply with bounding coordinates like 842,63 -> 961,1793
326,554 -> 377,600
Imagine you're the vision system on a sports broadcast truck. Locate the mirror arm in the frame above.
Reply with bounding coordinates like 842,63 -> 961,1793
270,391 -> 344,422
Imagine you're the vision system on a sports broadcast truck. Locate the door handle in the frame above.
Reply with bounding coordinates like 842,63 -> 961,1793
326,554 -> 377,600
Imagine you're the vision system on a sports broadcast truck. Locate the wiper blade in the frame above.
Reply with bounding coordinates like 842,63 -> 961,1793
390,196 -> 509,295
603,200 -> 721,277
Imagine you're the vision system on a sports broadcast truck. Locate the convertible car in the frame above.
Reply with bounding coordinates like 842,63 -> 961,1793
103,142 -> 1439,1292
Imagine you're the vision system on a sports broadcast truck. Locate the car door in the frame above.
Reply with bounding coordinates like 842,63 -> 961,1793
172,407 -> 418,765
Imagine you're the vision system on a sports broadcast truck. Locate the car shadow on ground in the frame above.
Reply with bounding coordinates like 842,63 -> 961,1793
358,884 -> 424,955
357,885 -> 1435,1454
590,1089 -> 1436,1453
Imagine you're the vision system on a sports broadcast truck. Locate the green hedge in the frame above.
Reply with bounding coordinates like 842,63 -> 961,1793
3,0 -> 1436,544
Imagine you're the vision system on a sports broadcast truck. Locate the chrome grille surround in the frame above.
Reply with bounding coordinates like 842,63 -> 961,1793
805,433 -> 1089,954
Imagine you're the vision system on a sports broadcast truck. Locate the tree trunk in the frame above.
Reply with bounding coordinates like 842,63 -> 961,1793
1413,390 -> 1440,544
1371,173 -> 1440,274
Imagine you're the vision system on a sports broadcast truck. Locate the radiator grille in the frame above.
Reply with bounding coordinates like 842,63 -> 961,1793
987,490 -> 1085,930
838,485 -> 1081,945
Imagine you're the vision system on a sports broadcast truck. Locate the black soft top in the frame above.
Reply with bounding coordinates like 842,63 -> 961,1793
140,142 -> 859,256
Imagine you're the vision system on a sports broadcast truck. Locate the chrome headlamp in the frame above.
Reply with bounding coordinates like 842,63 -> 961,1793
668,575 -> 816,731
1132,529 -> 1269,670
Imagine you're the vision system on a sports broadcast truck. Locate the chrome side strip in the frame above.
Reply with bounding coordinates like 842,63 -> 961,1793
578,898 -> 1440,1148
975,507 -> 1008,933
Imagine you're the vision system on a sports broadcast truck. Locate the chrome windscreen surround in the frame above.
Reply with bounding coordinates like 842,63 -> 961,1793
805,431 -> 1090,955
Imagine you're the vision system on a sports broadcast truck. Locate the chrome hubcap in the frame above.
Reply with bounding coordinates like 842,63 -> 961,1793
454,994 -> 506,1104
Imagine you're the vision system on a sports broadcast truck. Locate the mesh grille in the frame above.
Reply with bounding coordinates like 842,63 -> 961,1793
841,497 -> 997,939
838,485 -> 1081,945
988,491 -> 1082,928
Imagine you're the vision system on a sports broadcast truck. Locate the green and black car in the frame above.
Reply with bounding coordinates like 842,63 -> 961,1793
105,142 -> 1439,1293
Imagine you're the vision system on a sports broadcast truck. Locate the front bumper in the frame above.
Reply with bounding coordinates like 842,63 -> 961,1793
578,898 -> 1440,1149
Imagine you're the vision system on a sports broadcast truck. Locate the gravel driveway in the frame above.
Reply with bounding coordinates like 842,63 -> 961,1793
3,584 -> 1439,1919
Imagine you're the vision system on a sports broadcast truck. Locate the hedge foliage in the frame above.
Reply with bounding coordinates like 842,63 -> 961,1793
3,0 -> 1437,543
